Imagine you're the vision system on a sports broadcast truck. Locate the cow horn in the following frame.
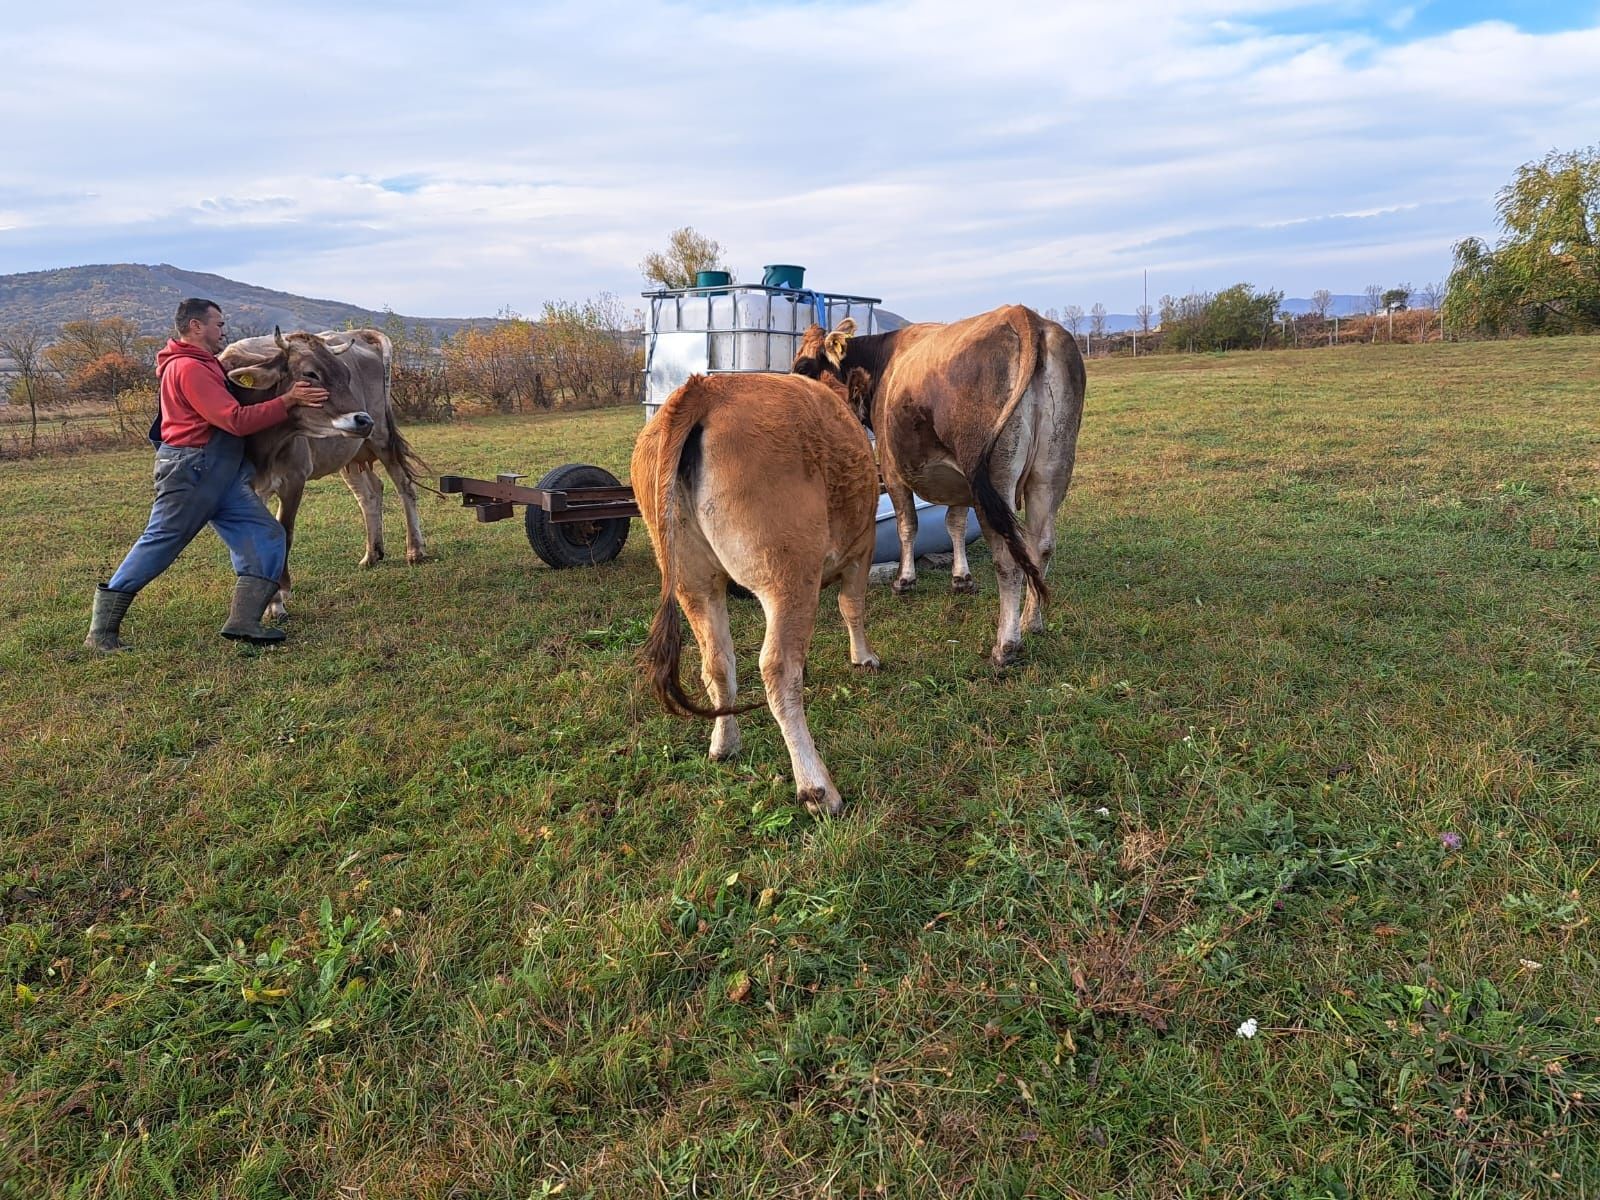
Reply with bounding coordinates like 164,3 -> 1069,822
325,337 -> 354,355
274,326 -> 288,350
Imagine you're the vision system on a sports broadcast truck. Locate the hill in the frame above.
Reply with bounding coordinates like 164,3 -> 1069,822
0,263 -> 494,342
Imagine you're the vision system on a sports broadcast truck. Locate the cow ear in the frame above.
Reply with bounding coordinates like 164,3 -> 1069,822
227,362 -> 285,391
823,317 -> 857,366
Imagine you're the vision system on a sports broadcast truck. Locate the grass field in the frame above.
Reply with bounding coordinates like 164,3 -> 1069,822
3,340 -> 1598,1198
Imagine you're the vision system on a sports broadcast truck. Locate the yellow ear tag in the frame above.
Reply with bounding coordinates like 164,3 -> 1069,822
235,372 -> 256,388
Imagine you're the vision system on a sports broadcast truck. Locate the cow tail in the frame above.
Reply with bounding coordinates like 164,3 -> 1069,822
388,422 -> 432,491
971,309 -> 1049,605
641,378 -> 759,721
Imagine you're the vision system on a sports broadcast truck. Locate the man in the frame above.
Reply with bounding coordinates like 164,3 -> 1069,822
85,298 -> 327,652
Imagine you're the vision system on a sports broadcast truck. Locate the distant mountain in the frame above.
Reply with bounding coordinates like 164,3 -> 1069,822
1280,293 -> 1394,317
0,263 -> 494,342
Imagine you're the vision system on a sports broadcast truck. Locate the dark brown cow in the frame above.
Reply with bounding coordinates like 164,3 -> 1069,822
221,329 -> 427,616
793,306 -> 1085,667
633,372 -> 880,815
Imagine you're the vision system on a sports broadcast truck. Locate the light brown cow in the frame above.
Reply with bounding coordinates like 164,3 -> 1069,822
633,372 -> 880,816
221,329 -> 427,616
793,306 -> 1085,667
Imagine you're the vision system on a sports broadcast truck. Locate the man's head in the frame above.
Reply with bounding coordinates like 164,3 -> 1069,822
175,298 -> 226,354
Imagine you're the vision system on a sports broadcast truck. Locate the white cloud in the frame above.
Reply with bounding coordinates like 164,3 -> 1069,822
1,1 -> 1596,317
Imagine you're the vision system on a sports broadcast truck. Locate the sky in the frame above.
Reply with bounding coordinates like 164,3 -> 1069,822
2,0 -> 1596,321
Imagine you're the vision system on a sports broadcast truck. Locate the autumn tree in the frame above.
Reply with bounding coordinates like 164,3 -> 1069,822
1444,145 -> 1600,336
640,227 -> 732,289
0,323 -> 53,454
444,316 -> 542,412
540,293 -> 642,407
1311,288 -> 1334,319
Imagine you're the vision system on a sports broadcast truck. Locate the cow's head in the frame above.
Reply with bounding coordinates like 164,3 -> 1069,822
790,318 -> 856,383
844,366 -> 875,427
220,328 -> 374,439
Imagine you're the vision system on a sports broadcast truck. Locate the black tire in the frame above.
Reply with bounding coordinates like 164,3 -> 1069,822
524,463 -> 632,568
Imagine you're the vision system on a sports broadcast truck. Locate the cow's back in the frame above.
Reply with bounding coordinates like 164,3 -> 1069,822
634,373 -> 877,583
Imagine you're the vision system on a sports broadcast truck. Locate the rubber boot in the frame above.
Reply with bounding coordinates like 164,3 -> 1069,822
220,575 -> 287,644
85,584 -> 136,652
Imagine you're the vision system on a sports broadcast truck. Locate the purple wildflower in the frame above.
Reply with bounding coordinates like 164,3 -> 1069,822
1439,831 -> 1463,851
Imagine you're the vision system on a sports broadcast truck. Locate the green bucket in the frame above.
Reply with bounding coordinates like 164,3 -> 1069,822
762,264 -> 805,289
694,270 -> 732,289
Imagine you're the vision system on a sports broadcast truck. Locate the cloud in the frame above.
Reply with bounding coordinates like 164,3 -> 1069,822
1,1 -> 1596,317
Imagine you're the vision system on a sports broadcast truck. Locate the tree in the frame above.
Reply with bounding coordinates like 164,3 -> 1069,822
1089,303 -> 1108,340
1442,237 -> 1522,337
1061,304 -> 1084,338
1445,145 -> 1600,336
640,227 -> 732,289
540,293 -> 643,407
1381,285 -> 1411,311
0,324 -> 52,454
444,318 -> 542,412
45,317 -> 158,404
1311,288 -> 1333,319
1363,284 -> 1384,315
1154,284 -> 1282,352
1416,281 -> 1444,310
1136,303 -> 1153,334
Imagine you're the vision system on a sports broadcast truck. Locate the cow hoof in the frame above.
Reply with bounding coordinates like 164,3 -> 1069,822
891,576 -> 917,596
709,740 -> 742,762
951,574 -> 977,595
800,787 -> 844,817
359,549 -> 385,568
853,655 -> 882,673
406,550 -> 429,565
989,642 -> 1022,670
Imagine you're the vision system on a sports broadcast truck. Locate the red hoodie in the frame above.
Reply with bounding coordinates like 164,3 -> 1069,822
154,339 -> 291,447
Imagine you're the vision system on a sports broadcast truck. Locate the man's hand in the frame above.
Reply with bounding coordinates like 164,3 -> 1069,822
281,382 -> 328,409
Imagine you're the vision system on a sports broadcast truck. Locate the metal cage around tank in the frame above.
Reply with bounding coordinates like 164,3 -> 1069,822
641,283 -> 904,418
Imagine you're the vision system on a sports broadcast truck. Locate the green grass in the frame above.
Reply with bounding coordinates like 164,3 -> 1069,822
3,340 -> 1598,1198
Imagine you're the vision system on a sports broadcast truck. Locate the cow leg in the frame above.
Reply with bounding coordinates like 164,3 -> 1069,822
887,478 -> 919,594
270,482 -> 304,620
341,465 -> 386,568
1020,473 -> 1068,636
757,582 -> 841,815
381,455 -> 428,564
837,554 -> 880,671
677,577 -> 741,761
974,506 -> 1027,669
946,505 -> 976,594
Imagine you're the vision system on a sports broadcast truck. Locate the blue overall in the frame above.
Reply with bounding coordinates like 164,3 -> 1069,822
106,426 -> 286,594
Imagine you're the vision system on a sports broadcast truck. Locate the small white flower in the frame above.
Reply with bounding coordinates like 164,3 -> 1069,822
1095,807 -> 1111,817
1520,958 -> 1542,971
1236,1018 -> 1259,1039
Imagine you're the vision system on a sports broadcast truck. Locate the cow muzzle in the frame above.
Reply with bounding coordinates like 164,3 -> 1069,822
333,411 -> 375,436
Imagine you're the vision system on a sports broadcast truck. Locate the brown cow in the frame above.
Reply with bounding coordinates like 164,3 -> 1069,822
793,306 -> 1085,667
633,372 -> 880,816
221,329 -> 427,617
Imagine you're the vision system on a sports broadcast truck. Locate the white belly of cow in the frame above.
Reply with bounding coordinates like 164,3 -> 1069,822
903,459 -> 971,505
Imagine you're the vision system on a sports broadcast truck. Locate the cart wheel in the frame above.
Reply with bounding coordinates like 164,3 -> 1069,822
525,463 -> 631,568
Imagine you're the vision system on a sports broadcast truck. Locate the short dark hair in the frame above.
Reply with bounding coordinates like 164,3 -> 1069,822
175,298 -> 221,336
